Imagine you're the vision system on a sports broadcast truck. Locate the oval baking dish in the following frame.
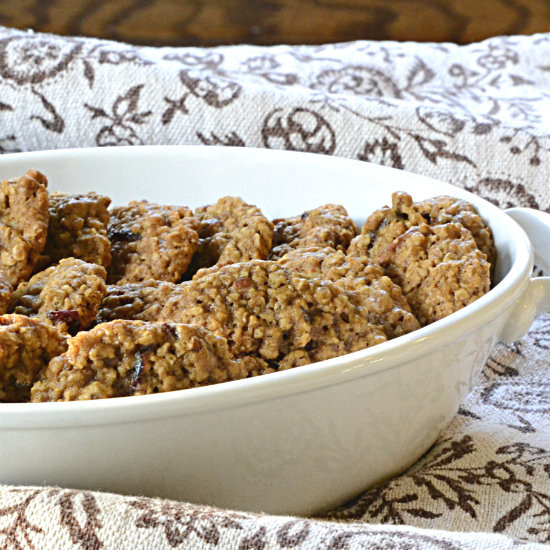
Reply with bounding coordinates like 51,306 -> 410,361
0,146 -> 548,515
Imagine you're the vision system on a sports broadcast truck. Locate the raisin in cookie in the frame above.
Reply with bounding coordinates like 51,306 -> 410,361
349,191 -> 496,268
40,192 -> 112,268
11,258 -> 107,333
377,223 -> 491,326
30,321 -> 255,401
269,204 -> 357,260
0,169 -> 49,285
97,280 -> 177,324
159,260 -> 387,371
108,201 -> 199,284
277,247 -> 420,339
186,196 -> 273,278
0,314 -> 67,402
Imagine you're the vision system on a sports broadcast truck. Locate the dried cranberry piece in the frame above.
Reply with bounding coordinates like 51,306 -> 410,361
234,277 -> 252,290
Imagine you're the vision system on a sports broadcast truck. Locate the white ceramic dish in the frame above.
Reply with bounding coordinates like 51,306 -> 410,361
0,146 -> 549,516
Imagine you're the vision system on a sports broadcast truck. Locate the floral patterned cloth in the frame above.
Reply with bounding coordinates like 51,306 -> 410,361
0,26 -> 549,549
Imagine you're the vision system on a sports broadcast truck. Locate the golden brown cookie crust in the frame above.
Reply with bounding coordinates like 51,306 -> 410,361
419,194 -> 497,267
0,314 -> 67,402
377,223 -> 491,326
349,191 -> 496,269
278,247 -> 421,339
97,280 -> 177,324
30,320 -> 252,401
270,204 -> 357,259
108,201 -> 199,284
0,169 -> 49,286
277,246 -> 385,288
186,196 -> 273,278
159,260 -> 387,370
11,258 -> 107,333
41,192 -> 112,268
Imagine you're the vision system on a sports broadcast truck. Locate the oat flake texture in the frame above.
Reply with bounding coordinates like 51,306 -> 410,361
0,26 -> 549,549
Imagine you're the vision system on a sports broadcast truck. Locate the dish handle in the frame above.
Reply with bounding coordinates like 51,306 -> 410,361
499,207 -> 550,343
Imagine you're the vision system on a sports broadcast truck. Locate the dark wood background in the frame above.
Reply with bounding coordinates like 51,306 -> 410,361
0,0 -> 547,46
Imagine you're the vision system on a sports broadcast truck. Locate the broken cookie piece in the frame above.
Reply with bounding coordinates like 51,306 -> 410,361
40,192 -> 112,268
0,169 -> 49,285
108,201 -> 199,284
30,320 -> 254,401
159,260 -> 387,370
10,257 -> 107,333
0,314 -> 67,402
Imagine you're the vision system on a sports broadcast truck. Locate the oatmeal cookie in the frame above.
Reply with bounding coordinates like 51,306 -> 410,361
186,196 -> 273,278
349,192 -> 496,268
377,223 -> 491,326
269,204 -> 357,260
11,258 -> 107,333
97,280 -> 177,324
108,201 -> 199,284
0,314 -> 67,402
419,194 -> 496,267
0,169 -> 49,285
30,321 -> 256,401
159,260 -> 387,370
40,192 -> 112,268
278,247 -> 420,338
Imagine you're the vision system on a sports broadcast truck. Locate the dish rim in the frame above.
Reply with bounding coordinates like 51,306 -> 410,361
0,145 -> 533,426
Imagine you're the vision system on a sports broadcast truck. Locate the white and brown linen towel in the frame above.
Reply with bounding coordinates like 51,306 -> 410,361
0,26 -> 549,549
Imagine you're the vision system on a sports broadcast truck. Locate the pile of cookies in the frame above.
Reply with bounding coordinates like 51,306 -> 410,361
0,170 -> 494,402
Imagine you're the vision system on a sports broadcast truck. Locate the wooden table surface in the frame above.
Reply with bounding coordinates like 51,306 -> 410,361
0,0 -> 548,46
